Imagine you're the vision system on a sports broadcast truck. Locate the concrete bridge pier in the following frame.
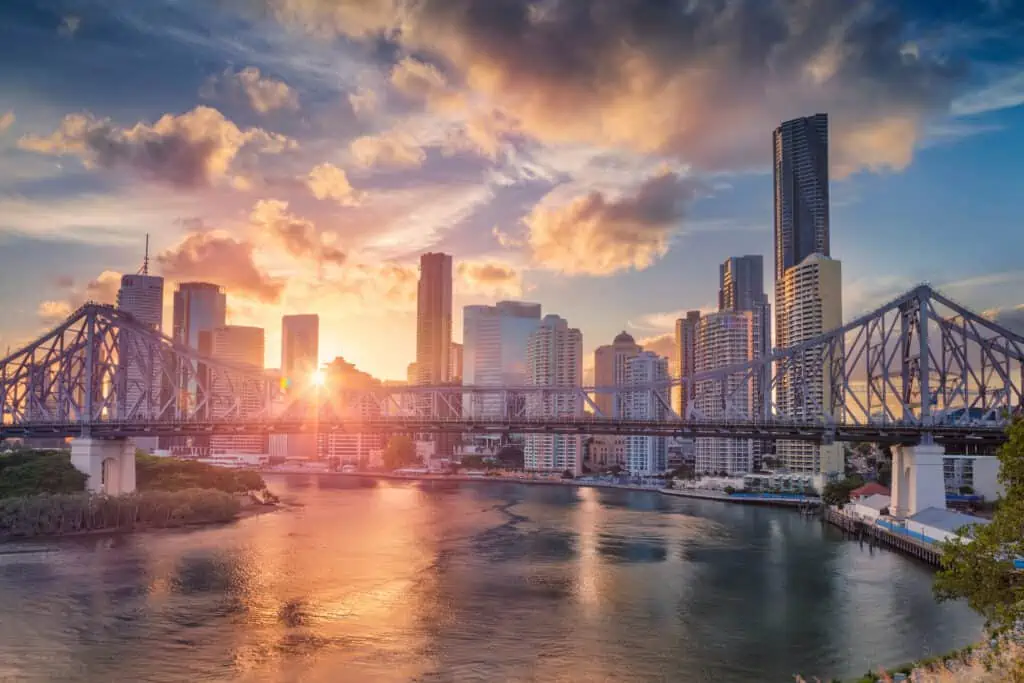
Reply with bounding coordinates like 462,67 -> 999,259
890,443 -> 946,518
70,437 -> 136,495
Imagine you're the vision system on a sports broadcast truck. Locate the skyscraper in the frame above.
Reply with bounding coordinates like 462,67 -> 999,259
773,113 -> 830,285
625,351 -> 670,474
775,253 -> 844,474
673,311 -> 701,417
209,325 -> 266,455
415,252 -> 453,385
281,314 -> 319,388
116,242 -> 164,451
693,311 -> 757,475
449,342 -> 463,383
462,301 -> 541,417
524,315 -> 583,474
593,331 -> 642,417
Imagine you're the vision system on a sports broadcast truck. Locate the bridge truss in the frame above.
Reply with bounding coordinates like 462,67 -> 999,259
0,286 -> 1021,446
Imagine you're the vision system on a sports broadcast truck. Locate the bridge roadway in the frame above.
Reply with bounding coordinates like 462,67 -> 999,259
1,417 -> 1007,446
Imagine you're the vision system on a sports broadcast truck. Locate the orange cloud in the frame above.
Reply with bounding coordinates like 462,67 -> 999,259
249,199 -> 346,265
524,172 -> 700,276
350,130 -> 426,169
157,230 -> 285,302
204,66 -> 299,114
305,162 -> 361,206
18,106 -> 294,188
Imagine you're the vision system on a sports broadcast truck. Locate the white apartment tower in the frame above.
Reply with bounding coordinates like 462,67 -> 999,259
624,351 -> 670,475
524,315 -> 583,474
693,311 -> 757,475
775,254 -> 844,474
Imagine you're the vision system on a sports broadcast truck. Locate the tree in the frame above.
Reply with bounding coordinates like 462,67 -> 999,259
561,469 -> 574,479
0,451 -> 87,497
723,486 -> 736,495
821,476 -> 864,507
934,418 -> 1024,634
461,455 -> 486,469
382,435 -> 418,471
496,445 -> 524,469
959,485 -> 975,495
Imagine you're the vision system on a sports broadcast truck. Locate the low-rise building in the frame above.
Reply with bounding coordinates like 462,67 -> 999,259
904,507 -> 990,545
850,494 -> 891,521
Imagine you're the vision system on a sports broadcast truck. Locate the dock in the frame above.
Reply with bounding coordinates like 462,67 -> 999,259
822,507 -> 943,566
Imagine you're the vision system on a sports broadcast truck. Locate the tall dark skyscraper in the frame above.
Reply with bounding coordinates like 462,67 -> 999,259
281,314 -> 320,386
415,253 -> 453,385
773,113 -> 830,284
720,255 -> 771,357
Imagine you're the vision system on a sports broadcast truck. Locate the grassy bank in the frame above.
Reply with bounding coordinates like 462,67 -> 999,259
0,488 -> 242,538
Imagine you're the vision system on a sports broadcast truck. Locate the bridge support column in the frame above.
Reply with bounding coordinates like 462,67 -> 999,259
70,438 -> 136,495
890,443 -> 946,518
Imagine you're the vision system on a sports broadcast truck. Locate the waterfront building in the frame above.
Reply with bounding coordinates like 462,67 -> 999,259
673,311 -> 701,418
462,301 -> 541,417
281,314 -> 319,389
317,356 -> 383,466
775,254 -> 843,474
415,252 -> 453,385
209,325 -> 267,455
594,331 -> 642,417
693,311 -> 756,475
116,262 -> 164,450
524,315 -> 583,474
624,351 -> 670,475
416,252 -> 453,460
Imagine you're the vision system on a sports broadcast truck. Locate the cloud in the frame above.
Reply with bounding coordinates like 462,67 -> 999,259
157,230 -> 285,302
637,333 -> 678,365
348,87 -> 379,116
524,171 -> 701,276
984,304 -> 1024,335
58,15 -> 80,38
37,270 -> 121,323
0,111 -> 13,133
249,199 -> 346,264
305,162 -> 361,205
18,106 -> 294,188
390,57 -> 450,102
951,69 -> 1024,116
266,0 -> 967,176
349,130 -> 426,169
204,66 -> 300,114
457,261 -> 522,298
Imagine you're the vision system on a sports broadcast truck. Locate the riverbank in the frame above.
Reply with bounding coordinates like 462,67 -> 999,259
264,469 -> 821,509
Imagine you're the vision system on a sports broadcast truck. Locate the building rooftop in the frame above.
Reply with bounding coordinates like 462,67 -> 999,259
910,507 -> 991,533
851,482 -> 890,499
855,494 -> 891,512
614,331 -> 636,344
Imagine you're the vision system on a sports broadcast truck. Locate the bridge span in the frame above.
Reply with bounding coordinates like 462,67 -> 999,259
0,284 -> 1020,515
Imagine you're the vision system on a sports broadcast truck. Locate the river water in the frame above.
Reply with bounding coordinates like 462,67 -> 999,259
0,476 -> 982,682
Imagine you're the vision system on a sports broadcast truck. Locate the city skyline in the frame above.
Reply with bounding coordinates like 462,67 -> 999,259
1,2 -> 1024,381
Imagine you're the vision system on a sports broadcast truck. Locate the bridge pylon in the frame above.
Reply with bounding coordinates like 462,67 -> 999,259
890,442 -> 946,518
70,437 -> 136,495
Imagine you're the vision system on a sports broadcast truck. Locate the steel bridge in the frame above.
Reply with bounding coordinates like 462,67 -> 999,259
0,284 -> 1021,506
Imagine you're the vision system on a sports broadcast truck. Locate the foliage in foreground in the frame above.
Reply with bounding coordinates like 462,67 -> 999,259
796,637 -> 1024,682
0,488 -> 241,538
0,450 -> 87,498
135,453 -> 265,493
382,435 -> 418,470
934,417 -> 1024,634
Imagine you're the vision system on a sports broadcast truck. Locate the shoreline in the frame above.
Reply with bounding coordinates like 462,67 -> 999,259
262,469 -> 820,507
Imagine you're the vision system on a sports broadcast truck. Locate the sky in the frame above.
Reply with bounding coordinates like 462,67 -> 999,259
1,0 -> 1023,381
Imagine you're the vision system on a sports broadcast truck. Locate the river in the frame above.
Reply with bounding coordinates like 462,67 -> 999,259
0,475 -> 983,682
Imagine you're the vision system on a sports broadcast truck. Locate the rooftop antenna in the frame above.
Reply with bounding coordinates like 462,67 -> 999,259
140,233 -> 150,275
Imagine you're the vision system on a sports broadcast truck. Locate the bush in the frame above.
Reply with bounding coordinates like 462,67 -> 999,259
0,450 -> 87,497
135,454 -> 265,493
0,488 -> 241,538
723,486 -> 736,495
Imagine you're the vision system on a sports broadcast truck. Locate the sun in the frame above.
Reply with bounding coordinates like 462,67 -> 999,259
311,369 -> 327,387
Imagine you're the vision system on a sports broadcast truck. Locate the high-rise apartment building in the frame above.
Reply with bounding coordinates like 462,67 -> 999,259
281,314 -> 319,388
624,351 -> 670,475
693,311 -> 757,475
462,301 -> 541,418
318,356 -> 383,466
775,254 -> 844,474
117,272 -> 164,418
415,252 -> 453,385
673,311 -> 701,417
524,315 -> 583,474
163,282 -> 226,451
594,331 -> 642,417
209,325 -> 267,455
720,255 -> 771,357
773,113 -> 830,285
